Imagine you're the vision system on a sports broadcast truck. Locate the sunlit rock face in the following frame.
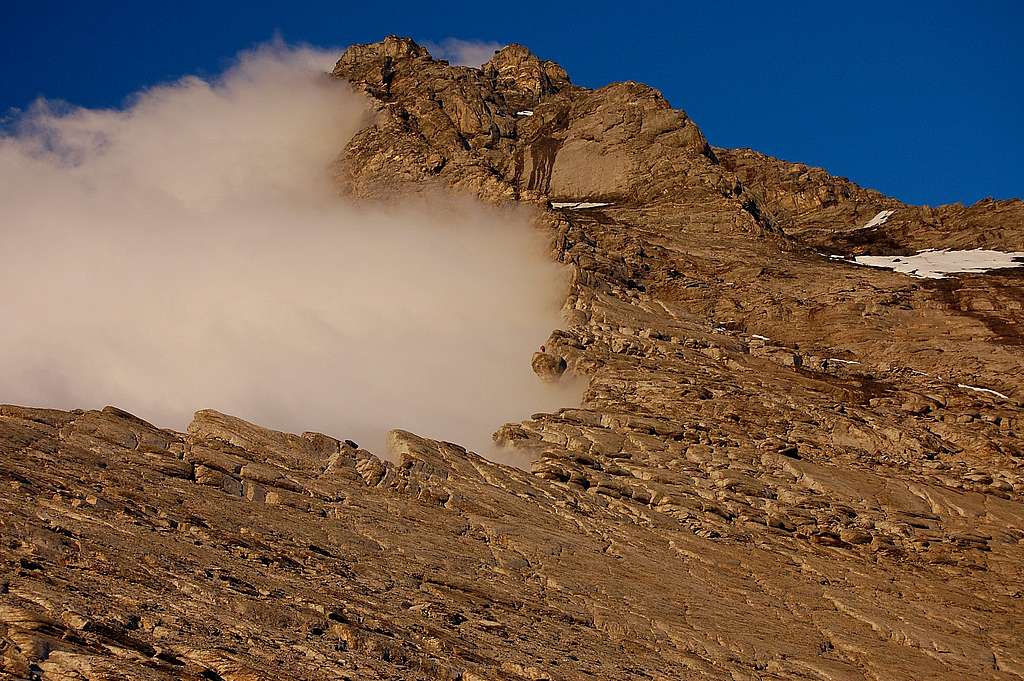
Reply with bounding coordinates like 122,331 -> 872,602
3,37 -> 1024,681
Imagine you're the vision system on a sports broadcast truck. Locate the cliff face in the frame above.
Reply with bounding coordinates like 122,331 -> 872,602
3,37 -> 1024,680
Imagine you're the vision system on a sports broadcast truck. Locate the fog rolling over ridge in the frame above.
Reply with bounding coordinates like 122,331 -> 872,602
0,43 -> 582,459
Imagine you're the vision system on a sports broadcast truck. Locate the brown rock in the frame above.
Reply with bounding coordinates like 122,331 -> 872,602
531,351 -> 567,382
1,36 -> 1023,681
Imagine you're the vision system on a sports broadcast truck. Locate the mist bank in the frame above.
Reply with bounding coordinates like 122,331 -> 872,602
0,43 -> 583,458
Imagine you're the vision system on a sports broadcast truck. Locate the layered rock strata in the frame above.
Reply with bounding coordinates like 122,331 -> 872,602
3,37 -> 1023,680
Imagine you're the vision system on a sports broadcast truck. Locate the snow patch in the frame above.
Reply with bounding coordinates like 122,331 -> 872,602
551,201 -> 612,210
516,110 -> 534,116
850,249 -> 1024,279
861,209 -> 896,230
750,334 -> 770,341
827,358 -> 860,365
957,384 -> 1009,400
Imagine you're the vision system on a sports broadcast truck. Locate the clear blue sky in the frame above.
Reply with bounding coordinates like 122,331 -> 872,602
2,1 -> 1020,206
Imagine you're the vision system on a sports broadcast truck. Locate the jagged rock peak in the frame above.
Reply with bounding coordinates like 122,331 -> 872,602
330,35 -> 432,91
334,35 -> 429,69
483,43 -> 571,95
330,36 -> 718,203
332,36 -> 571,99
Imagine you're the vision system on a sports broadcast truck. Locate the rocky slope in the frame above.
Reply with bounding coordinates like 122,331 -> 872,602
2,37 -> 1024,680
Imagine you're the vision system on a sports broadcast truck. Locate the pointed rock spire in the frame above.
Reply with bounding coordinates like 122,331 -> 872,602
483,43 -> 570,96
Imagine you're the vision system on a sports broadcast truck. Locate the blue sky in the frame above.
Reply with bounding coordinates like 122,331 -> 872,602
2,1 -> 1020,206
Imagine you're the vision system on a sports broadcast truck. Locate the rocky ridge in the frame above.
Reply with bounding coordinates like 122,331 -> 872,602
2,37 -> 1024,680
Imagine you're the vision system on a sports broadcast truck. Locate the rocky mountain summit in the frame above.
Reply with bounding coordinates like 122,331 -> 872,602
3,37 -> 1024,680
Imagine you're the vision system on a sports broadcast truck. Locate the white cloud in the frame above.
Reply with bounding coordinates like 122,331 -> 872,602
0,42 -> 582,460
423,38 -> 504,67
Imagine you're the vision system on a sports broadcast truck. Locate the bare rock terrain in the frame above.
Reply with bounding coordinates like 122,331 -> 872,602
3,37 -> 1024,680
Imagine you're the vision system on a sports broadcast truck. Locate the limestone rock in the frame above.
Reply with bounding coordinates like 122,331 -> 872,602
531,351 -> 567,382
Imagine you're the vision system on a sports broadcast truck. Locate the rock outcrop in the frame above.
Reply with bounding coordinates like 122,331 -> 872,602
3,37 -> 1024,680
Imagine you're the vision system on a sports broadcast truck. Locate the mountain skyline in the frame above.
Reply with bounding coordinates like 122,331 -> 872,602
2,1 -> 1022,206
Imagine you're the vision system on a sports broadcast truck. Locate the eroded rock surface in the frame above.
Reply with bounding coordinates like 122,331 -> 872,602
3,37 -> 1024,680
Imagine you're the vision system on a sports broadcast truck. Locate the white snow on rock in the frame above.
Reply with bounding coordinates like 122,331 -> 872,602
516,110 -> 534,116
957,383 -> 1009,400
851,249 -> 1024,279
861,209 -> 896,229
827,358 -> 860,365
550,201 -> 612,210
750,334 -> 770,341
